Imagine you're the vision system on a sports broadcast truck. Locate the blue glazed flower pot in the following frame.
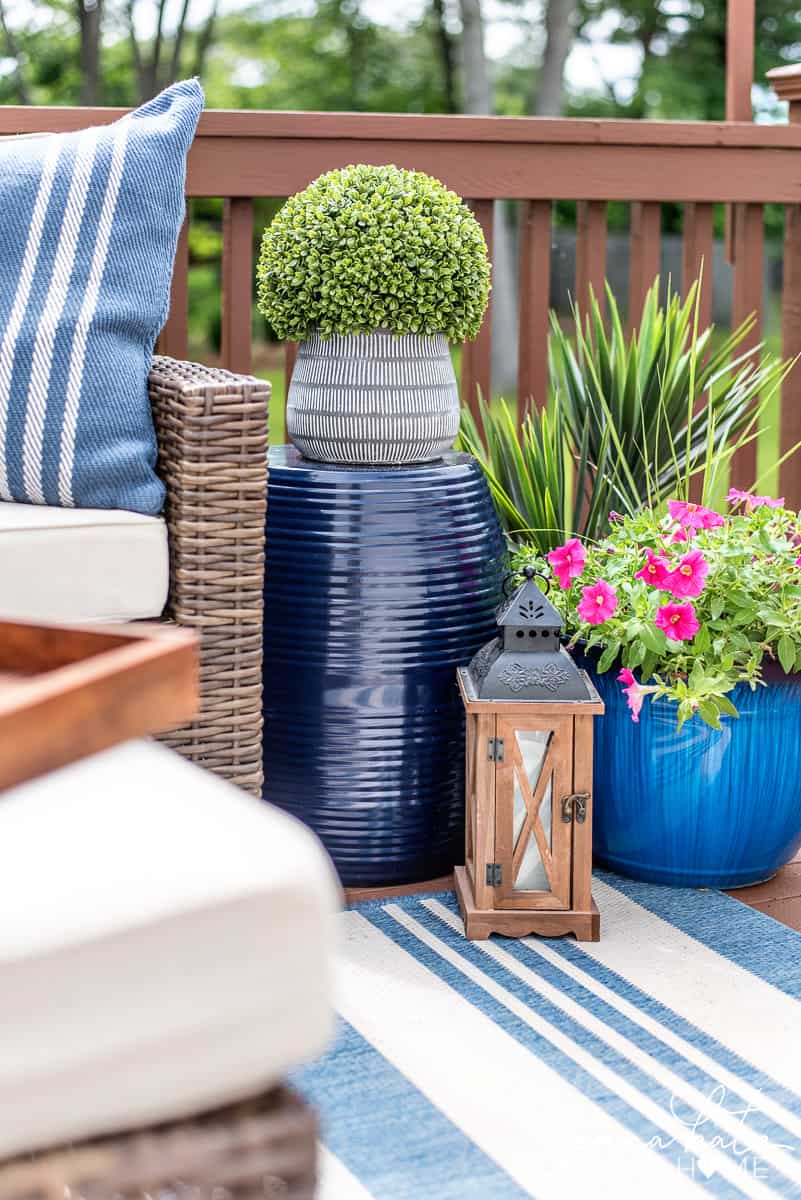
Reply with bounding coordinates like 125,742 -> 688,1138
583,656 -> 801,888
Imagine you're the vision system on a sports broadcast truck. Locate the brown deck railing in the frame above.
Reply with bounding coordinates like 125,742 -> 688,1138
3,64 -> 801,503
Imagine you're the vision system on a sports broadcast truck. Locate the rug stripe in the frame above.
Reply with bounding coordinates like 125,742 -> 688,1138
422,897 -> 801,1191
428,897 -> 801,1154
294,1017 -> 531,1200
383,902 -> 780,1200
318,1145 -> 380,1200
516,927 -> 801,1142
341,909 -> 709,1199
577,878 -> 801,1098
597,872 -> 801,1000
509,922 -> 801,1126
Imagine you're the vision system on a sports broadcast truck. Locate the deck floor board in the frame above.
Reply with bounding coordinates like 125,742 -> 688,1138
727,848 -> 801,930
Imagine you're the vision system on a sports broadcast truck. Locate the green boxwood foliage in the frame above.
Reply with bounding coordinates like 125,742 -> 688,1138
257,164 -> 491,342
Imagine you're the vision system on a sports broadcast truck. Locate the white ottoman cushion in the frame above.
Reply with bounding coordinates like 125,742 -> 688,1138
0,502 -> 169,622
0,741 -> 340,1158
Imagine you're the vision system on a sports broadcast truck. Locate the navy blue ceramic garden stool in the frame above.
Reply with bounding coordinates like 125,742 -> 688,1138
262,447 -> 505,887
585,659 -> 801,888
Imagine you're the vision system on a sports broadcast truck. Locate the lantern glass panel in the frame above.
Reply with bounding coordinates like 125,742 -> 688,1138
512,729 -> 554,892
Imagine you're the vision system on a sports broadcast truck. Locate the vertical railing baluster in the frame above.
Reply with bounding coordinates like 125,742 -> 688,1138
628,202 -> 661,332
780,204 -> 801,509
517,200 -> 552,423
682,202 -> 714,331
575,201 -> 607,319
462,199 -> 494,420
221,197 -> 254,375
729,203 -> 765,492
158,209 -> 189,361
284,342 -> 298,402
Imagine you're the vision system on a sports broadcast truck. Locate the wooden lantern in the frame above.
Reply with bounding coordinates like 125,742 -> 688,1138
455,567 -> 604,941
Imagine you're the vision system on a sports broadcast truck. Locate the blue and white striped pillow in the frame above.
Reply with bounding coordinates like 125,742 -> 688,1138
0,80 -> 203,516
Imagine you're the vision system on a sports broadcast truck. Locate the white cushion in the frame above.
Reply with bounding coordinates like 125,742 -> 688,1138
0,741 -> 340,1158
0,501 -> 169,622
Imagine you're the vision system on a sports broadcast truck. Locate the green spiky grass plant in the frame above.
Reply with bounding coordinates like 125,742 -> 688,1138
459,277 -> 795,554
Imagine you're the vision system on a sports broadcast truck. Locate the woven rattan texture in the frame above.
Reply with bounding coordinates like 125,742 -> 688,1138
149,357 -> 270,796
0,1086 -> 316,1200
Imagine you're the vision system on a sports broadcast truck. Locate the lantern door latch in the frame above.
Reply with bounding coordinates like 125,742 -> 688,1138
487,737 -> 505,762
486,863 -> 503,886
562,792 -> 589,824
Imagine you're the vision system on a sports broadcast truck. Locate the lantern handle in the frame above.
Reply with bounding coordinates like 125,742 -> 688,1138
502,565 -> 552,596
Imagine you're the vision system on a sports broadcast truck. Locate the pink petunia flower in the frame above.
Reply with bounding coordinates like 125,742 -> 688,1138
796,556 -> 801,568
547,538 -> 586,590
654,601 -> 700,643
608,511 -> 623,523
577,579 -> 618,625
727,488 -> 784,512
664,549 -> 709,599
617,667 -> 646,723
635,549 -> 672,589
669,525 -> 690,543
667,500 -> 725,530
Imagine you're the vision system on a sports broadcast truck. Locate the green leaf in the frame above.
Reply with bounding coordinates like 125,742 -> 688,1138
688,660 -> 705,690
716,695 -> 740,719
758,609 -> 791,629
640,650 -> 658,682
778,634 -> 796,674
627,640 -> 645,669
597,641 -> 620,674
694,623 -> 711,654
639,623 -> 667,654
697,701 -> 722,730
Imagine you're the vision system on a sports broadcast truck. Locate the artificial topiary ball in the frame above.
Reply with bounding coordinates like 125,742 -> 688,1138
257,163 -> 491,342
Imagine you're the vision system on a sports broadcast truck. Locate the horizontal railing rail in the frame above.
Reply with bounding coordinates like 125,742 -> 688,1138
3,63 -> 801,503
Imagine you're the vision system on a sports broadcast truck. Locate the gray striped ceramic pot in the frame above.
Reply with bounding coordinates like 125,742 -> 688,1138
286,329 -> 460,465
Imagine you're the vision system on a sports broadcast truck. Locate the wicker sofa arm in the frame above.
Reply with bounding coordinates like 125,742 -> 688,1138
148,356 -> 271,795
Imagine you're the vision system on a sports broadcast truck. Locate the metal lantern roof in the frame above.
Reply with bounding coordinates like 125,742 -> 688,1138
494,574 -> 563,630
463,567 -> 594,703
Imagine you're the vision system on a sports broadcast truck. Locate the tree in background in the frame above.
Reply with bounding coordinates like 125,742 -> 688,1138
0,0 -> 31,102
534,0 -> 578,114
0,0 -> 219,106
572,0 -> 800,120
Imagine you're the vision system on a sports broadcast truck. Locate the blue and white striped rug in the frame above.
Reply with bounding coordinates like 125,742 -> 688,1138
295,872 -> 801,1200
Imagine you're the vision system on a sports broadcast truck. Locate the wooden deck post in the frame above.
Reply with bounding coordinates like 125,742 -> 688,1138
726,0 -> 755,124
725,0 -> 755,265
768,64 -> 801,510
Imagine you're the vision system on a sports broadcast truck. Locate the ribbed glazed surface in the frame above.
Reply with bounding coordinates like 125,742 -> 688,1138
583,654 -> 801,888
286,329 -> 460,465
263,448 -> 506,886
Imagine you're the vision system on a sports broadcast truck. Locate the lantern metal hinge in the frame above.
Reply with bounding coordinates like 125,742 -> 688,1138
561,792 -> 590,824
487,737 -> 505,762
486,863 -> 503,886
